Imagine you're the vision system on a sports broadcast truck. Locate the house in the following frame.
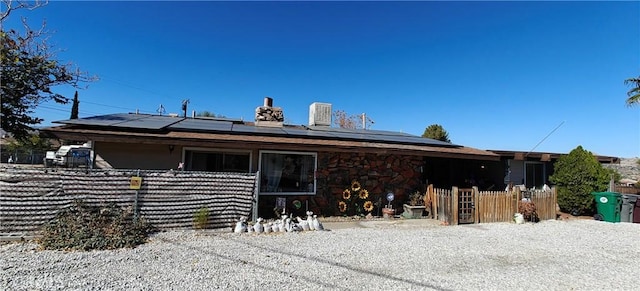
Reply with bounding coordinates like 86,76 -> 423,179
488,150 -> 620,190
41,98 -> 501,218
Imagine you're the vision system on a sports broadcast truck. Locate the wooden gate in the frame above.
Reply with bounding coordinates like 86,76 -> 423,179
458,188 -> 475,224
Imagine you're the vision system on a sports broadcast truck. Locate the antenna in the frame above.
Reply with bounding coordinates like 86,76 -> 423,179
156,104 -> 165,115
181,99 -> 190,118
525,121 -> 565,157
361,113 -> 375,130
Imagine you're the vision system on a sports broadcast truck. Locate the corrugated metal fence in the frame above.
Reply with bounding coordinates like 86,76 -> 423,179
0,168 -> 258,234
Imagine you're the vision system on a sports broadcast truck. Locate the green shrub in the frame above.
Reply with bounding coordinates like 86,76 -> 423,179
38,201 -> 155,251
549,146 -> 613,216
193,207 -> 210,229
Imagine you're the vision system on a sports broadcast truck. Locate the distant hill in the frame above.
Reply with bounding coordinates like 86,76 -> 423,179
603,158 -> 640,181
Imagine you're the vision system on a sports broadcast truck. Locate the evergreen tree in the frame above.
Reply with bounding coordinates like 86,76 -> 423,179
549,146 -> 617,216
70,91 -> 79,119
421,124 -> 451,143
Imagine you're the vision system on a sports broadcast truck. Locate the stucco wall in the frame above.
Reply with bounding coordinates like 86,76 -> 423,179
94,142 -> 182,170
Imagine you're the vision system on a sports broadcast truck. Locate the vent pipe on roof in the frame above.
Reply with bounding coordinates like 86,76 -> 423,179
264,97 -> 273,107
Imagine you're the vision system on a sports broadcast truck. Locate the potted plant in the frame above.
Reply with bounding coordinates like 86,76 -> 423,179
402,191 -> 426,219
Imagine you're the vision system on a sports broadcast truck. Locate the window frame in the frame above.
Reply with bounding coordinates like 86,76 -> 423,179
258,150 -> 317,196
524,161 -> 545,189
182,147 -> 252,173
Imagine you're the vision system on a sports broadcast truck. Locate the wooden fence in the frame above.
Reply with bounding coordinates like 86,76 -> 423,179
428,184 -> 557,225
0,168 -> 258,234
614,185 -> 640,195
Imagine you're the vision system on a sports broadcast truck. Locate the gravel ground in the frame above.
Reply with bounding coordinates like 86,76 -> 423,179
1,219 -> 639,291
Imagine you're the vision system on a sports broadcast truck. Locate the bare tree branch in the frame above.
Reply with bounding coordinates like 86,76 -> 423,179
1,0 -> 48,22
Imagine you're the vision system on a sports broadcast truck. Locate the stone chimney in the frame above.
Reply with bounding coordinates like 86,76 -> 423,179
255,96 -> 284,127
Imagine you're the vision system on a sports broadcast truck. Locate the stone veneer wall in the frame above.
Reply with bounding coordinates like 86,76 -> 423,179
263,152 -> 425,217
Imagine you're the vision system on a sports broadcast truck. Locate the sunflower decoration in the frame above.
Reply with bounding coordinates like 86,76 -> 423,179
351,180 -> 361,192
363,201 -> 374,212
337,180 -> 375,216
358,189 -> 369,200
338,201 -> 347,213
342,189 -> 351,200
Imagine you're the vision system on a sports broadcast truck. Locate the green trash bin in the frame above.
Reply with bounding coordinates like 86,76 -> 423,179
591,192 -> 622,223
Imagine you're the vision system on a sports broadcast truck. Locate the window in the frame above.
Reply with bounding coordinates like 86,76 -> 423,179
184,148 -> 251,172
525,162 -> 545,189
259,150 -> 316,195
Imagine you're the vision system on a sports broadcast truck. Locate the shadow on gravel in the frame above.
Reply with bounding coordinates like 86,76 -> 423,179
158,234 -> 451,291
156,236 -> 345,290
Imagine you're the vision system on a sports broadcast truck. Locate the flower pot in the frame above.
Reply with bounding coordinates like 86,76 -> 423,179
402,204 -> 425,219
382,208 -> 395,219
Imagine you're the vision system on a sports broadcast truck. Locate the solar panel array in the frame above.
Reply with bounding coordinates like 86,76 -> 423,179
56,113 -> 460,148
57,113 -> 181,130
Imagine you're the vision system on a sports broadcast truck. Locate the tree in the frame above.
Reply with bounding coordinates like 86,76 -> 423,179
421,124 -> 451,143
625,76 -> 640,106
549,146 -> 616,216
332,110 -> 373,129
1,0 -> 94,141
3,132 -> 54,163
70,91 -> 79,119
5,132 -> 53,153
196,110 -> 225,118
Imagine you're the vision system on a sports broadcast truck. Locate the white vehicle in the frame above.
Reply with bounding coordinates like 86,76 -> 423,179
43,151 -> 56,167
52,144 -> 92,167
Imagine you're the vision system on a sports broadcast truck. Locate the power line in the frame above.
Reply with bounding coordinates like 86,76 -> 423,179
99,75 -> 174,99
525,121 -> 566,157
39,104 -> 104,116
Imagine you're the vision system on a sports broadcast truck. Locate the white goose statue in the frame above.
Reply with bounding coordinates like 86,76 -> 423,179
312,215 -> 324,231
234,216 -> 248,233
253,218 -> 264,233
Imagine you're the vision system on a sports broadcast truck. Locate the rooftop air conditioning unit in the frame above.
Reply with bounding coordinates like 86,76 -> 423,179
309,102 -> 332,126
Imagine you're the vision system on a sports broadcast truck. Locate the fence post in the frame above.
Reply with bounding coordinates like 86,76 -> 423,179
427,184 -> 434,219
134,169 -> 140,221
472,186 -> 479,224
451,186 -> 459,225
514,187 -> 521,215
252,171 -> 260,222
432,186 -> 439,220
552,186 -> 558,219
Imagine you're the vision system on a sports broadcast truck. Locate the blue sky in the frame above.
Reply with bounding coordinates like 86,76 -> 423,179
4,1 -> 639,157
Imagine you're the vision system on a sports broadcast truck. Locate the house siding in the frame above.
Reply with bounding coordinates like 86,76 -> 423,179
95,142 -> 182,170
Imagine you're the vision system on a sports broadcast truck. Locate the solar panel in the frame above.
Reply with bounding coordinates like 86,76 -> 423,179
56,113 -> 180,129
307,125 -> 414,137
281,127 -> 330,138
306,125 -> 459,147
113,115 -> 181,129
56,113 -> 140,126
55,113 -> 460,147
231,124 -> 287,135
169,119 -> 233,132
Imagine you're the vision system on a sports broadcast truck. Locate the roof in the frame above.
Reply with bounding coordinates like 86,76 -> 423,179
489,149 -> 620,164
42,113 -> 500,160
